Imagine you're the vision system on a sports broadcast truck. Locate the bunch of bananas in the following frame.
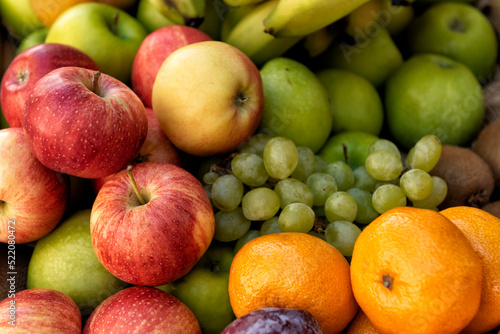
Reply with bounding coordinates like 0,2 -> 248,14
148,0 -> 374,66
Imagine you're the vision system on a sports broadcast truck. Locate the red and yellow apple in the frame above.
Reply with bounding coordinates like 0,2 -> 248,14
0,128 -> 68,244
152,41 -> 264,157
83,286 -> 201,333
90,162 -> 215,286
23,67 -> 148,179
0,288 -> 81,333
131,25 -> 212,108
92,107 -> 182,193
0,43 -> 99,128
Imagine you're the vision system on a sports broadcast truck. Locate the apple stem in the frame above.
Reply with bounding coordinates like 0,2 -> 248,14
92,71 -> 101,94
112,12 -> 119,35
126,165 -> 146,205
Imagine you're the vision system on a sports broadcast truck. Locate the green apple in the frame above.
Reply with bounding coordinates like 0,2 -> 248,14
319,26 -> 403,88
318,131 -> 379,169
136,0 -> 175,33
407,2 -> 498,79
385,53 -> 484,149
0,0 -> 42,40
26,210 -> 126,317
316,69 -> 384,136
16,27 -> 48,54
158,243 -> 236,334
259,57 -> 333,153
45,2 -> 147,83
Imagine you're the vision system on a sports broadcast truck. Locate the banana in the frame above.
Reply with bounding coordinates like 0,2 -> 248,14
223,0 -> 265,7
223,0 -> 302,66
219,3 -> 258,41
301,24 -> 337,58
149,0 -> 205,27
263,0 -> 371,38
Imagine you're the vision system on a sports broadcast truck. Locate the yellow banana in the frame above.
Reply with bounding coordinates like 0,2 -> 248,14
223,0 -> 265,7
301,24 -> 337,58
223,0 -> 302,66
219,3 -> 258,41
263,0 -> 371,38
149,0 -> 205,27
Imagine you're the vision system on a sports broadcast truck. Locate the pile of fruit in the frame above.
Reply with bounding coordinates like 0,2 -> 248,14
0,0 -> 499,333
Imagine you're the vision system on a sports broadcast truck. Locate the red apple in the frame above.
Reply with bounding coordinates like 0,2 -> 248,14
0,128 -> 68,244
92,107 -> 181,193
0,43 -> 99,128
0,288 -> 81,333
23,67 -> 148,179
83,286 -> 201,333
90,162 -> 215,286
152,41 -> 264,156
131,25 -> 212,108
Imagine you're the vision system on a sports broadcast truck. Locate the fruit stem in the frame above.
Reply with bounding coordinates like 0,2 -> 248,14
92,71 -> 101,94
126,165 -> 146,205
112,12 -> 119,35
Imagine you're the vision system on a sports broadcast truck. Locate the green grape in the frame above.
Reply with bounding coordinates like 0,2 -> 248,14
214,207 -> 251,242
306,172 -> 338,206
324,161 -> 355,191
240,133 -> 271,156
204,184 -> 216,211
324,220 -> 362,257
260,216 -> 282,235
241,187 -> 281,221
371,184 -> 407,214
324,191 -> 358,223
368,139 -> 401,158
263,137 -> 299,180
274,178 -> 314,208
291,146 -> 317,181
412,176 -> 448,209
365,150 -> 403,181
400,169 -> 434,202
347,188 -> 380,225
211,174 -> 244,211
233,230 -> 261,255
353,166 -> 378,192
407,135 -> 442,172
314,155 -> 328,173
278,203 -> 315,233
231,152 -> 269,187
202,171 -> 219,185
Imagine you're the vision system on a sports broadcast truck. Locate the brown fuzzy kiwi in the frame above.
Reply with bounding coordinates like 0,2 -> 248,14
482,200 -> 500,218
472,119 -> 500,187
430,145 -> 495,209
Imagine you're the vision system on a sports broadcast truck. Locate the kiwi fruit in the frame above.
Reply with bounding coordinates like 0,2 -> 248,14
430,145 -> 495,209
472,119 -> 500,187
482,200 -> 500,218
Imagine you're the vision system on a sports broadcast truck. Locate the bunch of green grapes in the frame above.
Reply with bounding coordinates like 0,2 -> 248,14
202,133 -> 446,259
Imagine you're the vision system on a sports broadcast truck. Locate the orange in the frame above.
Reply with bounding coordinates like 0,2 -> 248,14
350,207 -> 483,334
228,232 -> 358,334
344,308 -> 381,334
440,206 -> 500,334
